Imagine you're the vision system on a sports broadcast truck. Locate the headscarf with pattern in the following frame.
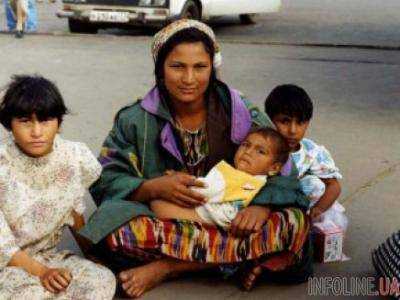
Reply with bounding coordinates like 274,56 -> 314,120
151,19 -> 222,69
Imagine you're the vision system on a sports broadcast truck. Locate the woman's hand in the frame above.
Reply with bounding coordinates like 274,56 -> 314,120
39,267 -> 72,294
230,206 -> 271,237
144,171 -> 207,208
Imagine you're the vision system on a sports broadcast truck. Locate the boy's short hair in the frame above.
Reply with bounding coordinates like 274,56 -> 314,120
0,75 -> 68,130
249,127 -> 290,165
264,84 -> 313,122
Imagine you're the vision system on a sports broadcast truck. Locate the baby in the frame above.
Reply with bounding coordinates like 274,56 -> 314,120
151,127 -> 290,228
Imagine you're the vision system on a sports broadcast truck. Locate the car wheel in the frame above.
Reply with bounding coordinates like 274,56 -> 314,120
239,14 -> 256,25
68,19 -> 98,34
181,0 -> 201,20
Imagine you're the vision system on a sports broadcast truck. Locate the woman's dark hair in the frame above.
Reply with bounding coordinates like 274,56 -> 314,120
154,27 -> 217,101
264,84 -> 313,122
248,127 -> 290,165
0,75 -> 68,130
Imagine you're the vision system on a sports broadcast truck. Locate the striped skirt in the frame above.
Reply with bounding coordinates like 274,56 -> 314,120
107,208 -> 310,265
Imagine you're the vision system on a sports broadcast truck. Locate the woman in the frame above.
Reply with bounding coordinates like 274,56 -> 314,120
81,19 -> 311,298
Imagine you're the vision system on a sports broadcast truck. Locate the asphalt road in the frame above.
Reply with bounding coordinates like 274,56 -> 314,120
1,34 -> 399,299
0,1 -> 399,299
1,0 -> 400,47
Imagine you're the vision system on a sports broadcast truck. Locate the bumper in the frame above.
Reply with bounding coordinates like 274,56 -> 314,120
57,5 -> 169,25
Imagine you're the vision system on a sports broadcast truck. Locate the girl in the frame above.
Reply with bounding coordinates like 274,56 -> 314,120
0,75 -> 115,299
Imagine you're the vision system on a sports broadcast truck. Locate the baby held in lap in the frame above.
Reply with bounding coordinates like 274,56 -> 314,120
151,127 -> 290,229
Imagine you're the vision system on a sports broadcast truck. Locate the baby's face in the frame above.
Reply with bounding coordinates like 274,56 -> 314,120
234,133 -> 279,176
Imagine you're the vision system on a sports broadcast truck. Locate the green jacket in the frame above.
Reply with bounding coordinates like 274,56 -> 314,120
80,82 -> 308,243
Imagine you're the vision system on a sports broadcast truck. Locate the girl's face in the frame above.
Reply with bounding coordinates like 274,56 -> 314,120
163,41 -> 212,106
11,114 -> 59,157
234,133 -> 281,176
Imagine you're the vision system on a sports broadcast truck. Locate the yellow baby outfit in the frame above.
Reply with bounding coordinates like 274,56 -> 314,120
193,160 -> 266,228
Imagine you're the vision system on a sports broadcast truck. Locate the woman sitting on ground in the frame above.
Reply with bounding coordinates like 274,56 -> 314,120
80,19 -> 312,298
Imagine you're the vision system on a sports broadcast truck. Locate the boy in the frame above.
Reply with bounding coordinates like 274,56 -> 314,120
265,84 -> 346,229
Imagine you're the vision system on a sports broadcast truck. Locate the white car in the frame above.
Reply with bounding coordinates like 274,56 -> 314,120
57,0 -> 281,33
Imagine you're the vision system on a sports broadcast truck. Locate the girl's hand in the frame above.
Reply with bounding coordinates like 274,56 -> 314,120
230,206 -> 270,237
40,268 -> 72,294
147,172 -> 206,208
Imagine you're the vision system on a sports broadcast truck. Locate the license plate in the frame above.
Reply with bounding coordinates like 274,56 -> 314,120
89,11 -> 129,23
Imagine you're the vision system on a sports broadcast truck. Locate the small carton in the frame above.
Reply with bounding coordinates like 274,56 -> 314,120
312,221 -> 343,263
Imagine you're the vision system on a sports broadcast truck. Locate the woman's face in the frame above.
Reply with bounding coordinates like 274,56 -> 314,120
163,41 -> 212,105
11,114 -> 59,157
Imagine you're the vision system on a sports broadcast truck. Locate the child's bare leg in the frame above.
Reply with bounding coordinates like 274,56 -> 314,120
150,200 -> 207,224
16,0 -> 26,31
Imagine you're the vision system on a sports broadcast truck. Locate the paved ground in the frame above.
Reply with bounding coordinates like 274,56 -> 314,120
1,0 -> 400,47
0,0 -> 399,298
1,33 -> 399,298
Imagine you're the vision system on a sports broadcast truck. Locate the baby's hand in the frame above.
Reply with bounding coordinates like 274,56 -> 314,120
310,206 -> 324,220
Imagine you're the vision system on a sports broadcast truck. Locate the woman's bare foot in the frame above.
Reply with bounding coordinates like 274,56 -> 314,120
119,260 -> 170,298
261,251 -> 295,271
240,252 -> 296,291
241,265 -> 263,291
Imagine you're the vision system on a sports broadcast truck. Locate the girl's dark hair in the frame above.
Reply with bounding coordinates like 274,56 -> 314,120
154,27 -> 217,101
264,84 -> 313,122
0,75 -> 68,130
249,127 -> 290,165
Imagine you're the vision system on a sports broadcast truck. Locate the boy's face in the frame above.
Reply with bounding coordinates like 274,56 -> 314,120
234,133 -> 282,176
271,114 -> 309,152
11,114 -> 59,158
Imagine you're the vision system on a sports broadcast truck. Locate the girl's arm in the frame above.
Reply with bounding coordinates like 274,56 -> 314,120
310,178 -> 341,219
8,250 -> 48,277
8,251 -> 72,293
70,210 -> 92,257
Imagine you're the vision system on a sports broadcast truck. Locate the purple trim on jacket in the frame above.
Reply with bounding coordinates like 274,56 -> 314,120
160,123 -> 184,163
140,87 -> 161,115
140,86 -> 252,163
228,87 -> 252,144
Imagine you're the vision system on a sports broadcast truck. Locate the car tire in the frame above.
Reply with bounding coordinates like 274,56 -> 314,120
180,0 -> 201,20
239,14 -> 256,25
68,19 -> 98,34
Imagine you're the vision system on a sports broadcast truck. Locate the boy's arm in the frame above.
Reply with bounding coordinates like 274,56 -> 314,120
310,178 -> 341,219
